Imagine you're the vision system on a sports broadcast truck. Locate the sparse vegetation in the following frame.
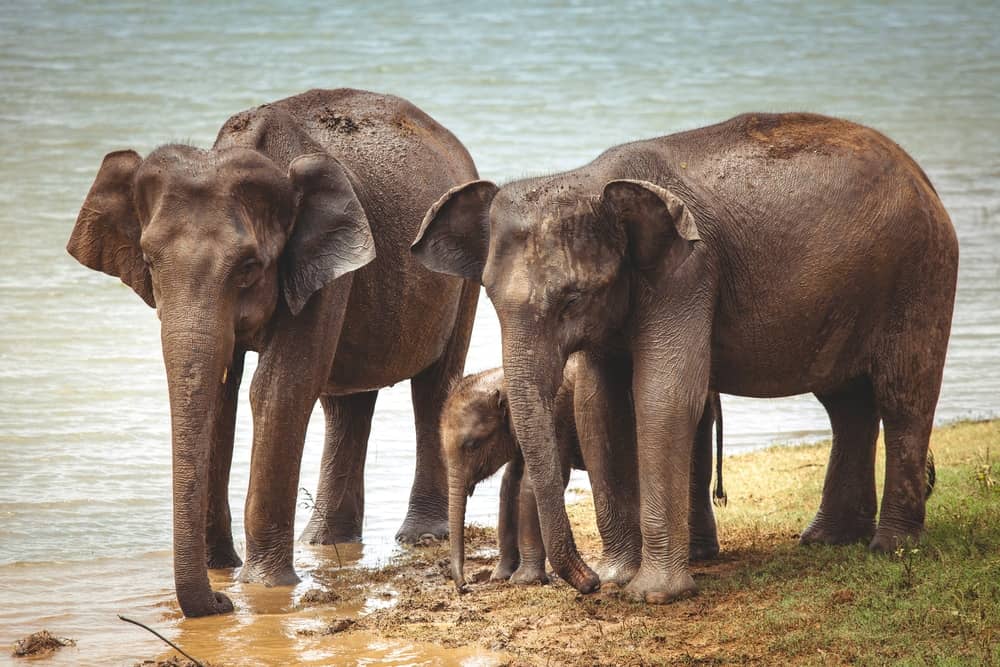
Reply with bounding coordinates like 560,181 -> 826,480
307,419 -> 999,665
11,630 -> 75,658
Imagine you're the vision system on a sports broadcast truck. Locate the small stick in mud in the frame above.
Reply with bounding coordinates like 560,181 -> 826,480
117,615 -> 204,667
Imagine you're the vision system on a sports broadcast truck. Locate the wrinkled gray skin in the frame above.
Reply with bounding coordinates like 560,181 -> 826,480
67,89 -> 479,617
442,357 -> 726,591
413,113 -> 958,603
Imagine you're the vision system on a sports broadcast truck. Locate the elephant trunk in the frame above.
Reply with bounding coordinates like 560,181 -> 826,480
502,335 -> 599,594
447,469 -> 469,592
160,308 -> 235,617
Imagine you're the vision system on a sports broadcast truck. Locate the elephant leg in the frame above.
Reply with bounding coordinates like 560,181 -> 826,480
205,350 -> 246,569
623,313 -> 710,604
800,377 -> 879,546
869,262 -> 952,553
509,476 -> 549,585
299,391 -> 378,544
397,281 -> 478,543
688,396 -> 720,561
869,350 -> 946,552
573,352 -> 642,586
492,456 -> 523,581
239,282 -> 351,587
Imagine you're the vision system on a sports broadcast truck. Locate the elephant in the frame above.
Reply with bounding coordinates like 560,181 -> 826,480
66,88 -> 479,617
442,356 -> 726,591
412,112 -> 958,603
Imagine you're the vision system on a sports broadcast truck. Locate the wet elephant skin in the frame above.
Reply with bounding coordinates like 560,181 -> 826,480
441,357 -> 725,591
67,88 -> 479,617
413,112 -> 958,603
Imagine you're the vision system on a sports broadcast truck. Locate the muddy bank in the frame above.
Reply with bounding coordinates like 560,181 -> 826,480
306,420 -> 1000,666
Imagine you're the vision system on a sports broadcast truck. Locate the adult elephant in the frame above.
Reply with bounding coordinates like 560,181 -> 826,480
413,113 -> 958,603
67,88 -> 479,617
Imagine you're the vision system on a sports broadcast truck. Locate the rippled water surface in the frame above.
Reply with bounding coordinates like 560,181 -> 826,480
1,1 -> 998,664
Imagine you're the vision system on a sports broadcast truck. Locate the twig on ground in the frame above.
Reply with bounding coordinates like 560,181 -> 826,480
117,615 -> 204,667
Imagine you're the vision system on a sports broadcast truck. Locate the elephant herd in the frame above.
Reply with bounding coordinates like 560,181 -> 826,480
67,88 -> 957,617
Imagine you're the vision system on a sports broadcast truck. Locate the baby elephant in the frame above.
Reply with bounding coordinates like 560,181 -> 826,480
442,357 -> 725,591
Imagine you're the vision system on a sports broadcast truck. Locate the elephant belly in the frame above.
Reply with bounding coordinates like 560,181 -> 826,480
324,267 -> 465,395
709,253 -> 887,399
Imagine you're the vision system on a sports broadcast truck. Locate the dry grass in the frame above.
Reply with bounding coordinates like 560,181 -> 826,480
303,419 -> 1000,666
11,630 -> 76,658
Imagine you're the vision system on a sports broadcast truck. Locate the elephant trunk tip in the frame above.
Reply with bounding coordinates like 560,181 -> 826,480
554,551 -> 600,594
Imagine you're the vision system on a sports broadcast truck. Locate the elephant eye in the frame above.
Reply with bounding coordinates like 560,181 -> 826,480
461,438 -> 481,451
235,258 -> 262,288
560,290 -> 584,317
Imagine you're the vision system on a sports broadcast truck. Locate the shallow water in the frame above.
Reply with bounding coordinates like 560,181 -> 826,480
1,1 -> 998,665
0,547 -> 501,666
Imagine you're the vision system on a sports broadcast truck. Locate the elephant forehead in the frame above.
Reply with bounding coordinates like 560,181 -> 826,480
139,146 -> 292,211
442,410 -> 495,450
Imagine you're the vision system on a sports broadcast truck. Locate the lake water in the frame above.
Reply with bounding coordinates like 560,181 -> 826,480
1,1 -> 997,664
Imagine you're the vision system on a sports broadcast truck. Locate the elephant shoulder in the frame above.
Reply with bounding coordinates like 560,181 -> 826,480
214,103 -> 323,170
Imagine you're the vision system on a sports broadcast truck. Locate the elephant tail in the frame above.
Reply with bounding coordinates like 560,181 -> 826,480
712,392 -> 727,508
925,449 -> 936,500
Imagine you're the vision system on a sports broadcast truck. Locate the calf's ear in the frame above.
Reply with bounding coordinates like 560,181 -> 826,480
411,180 -> 498,282
602,179 -> 700,276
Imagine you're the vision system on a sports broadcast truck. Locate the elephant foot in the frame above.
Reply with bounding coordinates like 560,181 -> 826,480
491,558 -> 520,582
869,523 -> 924,554
509,562 -> 549,585
299,514 -> 363,545
595,556 -> 639,586
206,540 -> 243,569
622,565 -> 697,604
689,537 -> 720,562
178,589 -> 235,618
395,512 -> 449,545
238,560 -> 301,587
800,512 -> 875,546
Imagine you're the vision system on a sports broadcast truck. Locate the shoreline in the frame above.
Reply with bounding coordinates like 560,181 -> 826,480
8,419 -> 997,665
303,418 -> 999,666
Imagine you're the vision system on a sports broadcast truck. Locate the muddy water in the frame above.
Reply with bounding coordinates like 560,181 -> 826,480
2,1 -> 999,665
0,547 -> 500,666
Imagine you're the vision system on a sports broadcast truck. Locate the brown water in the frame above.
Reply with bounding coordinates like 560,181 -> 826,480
2,1 -> 998,664
0,546 -> 501,666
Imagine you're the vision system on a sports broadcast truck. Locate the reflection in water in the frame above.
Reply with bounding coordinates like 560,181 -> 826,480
0,545 -> 502,666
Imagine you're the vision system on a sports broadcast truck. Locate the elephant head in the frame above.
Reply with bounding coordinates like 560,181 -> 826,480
413,176 -> 699,593
67,145 -> 375,616
439,367 -> 518,590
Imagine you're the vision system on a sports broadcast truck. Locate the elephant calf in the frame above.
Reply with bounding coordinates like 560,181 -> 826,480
442,356 -> 726,591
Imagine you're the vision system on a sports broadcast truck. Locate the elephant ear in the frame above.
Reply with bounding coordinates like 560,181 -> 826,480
282,153 -> 376,316
67,150 -> 155,307
411,180 -> 498,282
602,179 -> 701,276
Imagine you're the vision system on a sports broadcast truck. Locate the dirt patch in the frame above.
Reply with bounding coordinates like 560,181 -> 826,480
11,630 -> 76,658
317,106 -> 365,133
742,112 -> 873,159
295,618 -> 356,637
133,658 -> 207,667
302,500 -> 786,666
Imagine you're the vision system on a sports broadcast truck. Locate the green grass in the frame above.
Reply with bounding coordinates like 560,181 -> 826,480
346,420 -> 1000,666
688,419 -> 1000,665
